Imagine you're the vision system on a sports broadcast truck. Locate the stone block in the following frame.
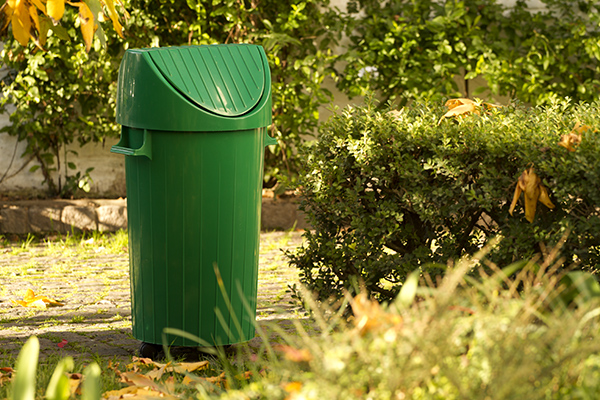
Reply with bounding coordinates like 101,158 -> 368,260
97,205 -> 128,232
0,206 -> 29,234
28,206 -> 66,233
62,205 -> 97,231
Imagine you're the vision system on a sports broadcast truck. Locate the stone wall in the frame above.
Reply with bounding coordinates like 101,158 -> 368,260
0,196 -> 309,234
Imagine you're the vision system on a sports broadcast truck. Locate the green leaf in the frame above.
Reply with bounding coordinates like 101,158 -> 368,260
50,25 -> 71,41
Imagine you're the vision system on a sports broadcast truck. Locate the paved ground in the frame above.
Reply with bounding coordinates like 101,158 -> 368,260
0,231 -> 306,364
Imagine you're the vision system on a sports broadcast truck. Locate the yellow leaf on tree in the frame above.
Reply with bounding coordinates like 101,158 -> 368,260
28,4 -> 40,33
30,0 -> 46,13
509,167 -> 555,223
11,1 -> 31,46
73,1 -> 95,52
47,0 -> 65,23
101,0 -> 123,37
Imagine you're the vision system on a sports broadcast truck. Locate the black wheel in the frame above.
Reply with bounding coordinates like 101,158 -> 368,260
138,342 -> 164,360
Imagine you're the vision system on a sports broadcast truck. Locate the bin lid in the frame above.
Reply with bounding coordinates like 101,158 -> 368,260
115,44 -> 272,132
148,45 -> 265,117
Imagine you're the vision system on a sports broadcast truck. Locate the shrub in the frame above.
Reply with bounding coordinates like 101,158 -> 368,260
288,97 -> 600,302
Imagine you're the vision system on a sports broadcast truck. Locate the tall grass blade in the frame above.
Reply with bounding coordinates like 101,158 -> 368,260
81,363 -> 101,400
45,357 -> 74,400
397,269 -> 419,308
11,336 -> 39,400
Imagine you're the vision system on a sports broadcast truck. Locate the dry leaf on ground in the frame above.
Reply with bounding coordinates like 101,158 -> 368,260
509,167 -> 555,223
11,288 -> 64,308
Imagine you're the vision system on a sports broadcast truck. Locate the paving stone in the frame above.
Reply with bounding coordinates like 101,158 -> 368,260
0,231 -> 307,363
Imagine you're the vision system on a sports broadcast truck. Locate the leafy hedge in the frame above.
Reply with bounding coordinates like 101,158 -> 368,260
288,98 -> 600,302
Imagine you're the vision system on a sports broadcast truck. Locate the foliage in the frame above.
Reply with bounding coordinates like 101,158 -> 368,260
7,247 -> 600,399
0,0 -> 341,196
340,0 -> 600,106
222,255 -> 600,399
288,97 -> 600,302
7,336 -> 101,400
0,0 -> 126,51
0,4 -> 122,197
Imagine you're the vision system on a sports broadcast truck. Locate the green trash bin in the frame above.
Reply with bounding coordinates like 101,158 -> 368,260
110,44 -> 275,352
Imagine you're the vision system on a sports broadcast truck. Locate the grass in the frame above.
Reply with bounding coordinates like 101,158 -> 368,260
4,233 -> 600,398
0,353 -> 123,400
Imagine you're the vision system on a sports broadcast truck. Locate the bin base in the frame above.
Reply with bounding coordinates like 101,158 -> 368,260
139,342 -> 164,360
137,341 -> 236,360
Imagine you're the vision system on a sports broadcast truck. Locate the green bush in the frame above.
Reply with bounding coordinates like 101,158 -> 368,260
288,97 -> 600,302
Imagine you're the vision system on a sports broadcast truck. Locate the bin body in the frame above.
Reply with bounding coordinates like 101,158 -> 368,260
111,44 -> 273,347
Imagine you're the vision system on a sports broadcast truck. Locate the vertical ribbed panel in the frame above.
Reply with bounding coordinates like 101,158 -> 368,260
124,127 -> 264,347
149,45 -> 265,117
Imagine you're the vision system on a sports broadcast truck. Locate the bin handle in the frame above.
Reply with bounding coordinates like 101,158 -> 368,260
111,129 -> 152,160
264,129 -> 277,146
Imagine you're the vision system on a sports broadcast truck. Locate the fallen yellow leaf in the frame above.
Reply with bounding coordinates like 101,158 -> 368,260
438,102 -> 478,124
284,381 -> 303,393
172,361 -> 210,374
558,132 -> 581,152
0,367 -> 14,387
444,98 -> 474,110
182,371 -> 226,387
11,289 -> 64,308
276,345 -> 313,363
509,167 -> 555,223
350,293 -> 402,335
103,386 -> 178,400
558,120 -> 596,152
